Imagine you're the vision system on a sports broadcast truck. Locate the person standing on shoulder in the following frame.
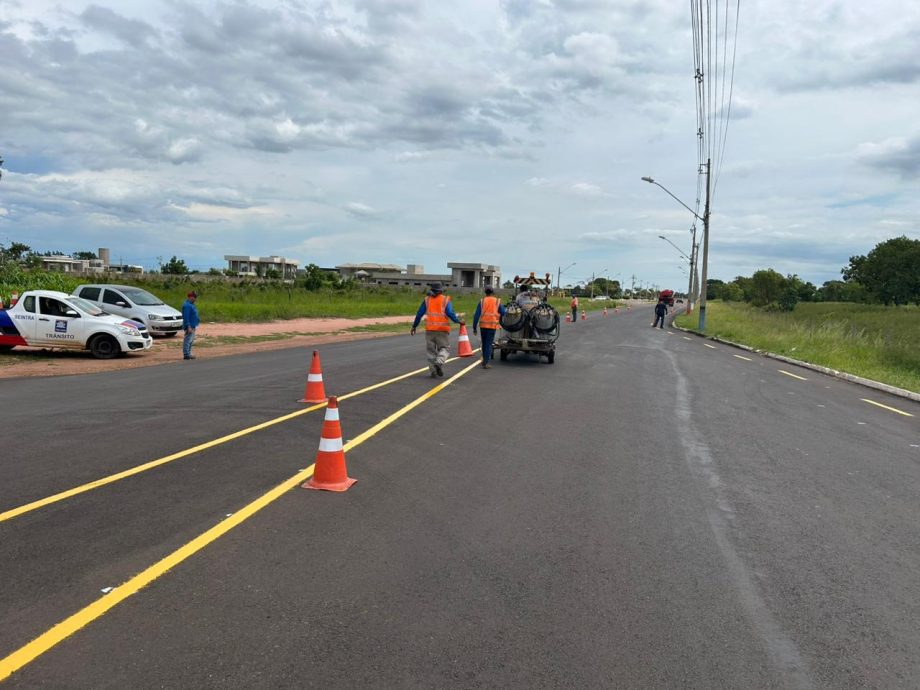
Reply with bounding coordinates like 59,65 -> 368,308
653,299 -> 667,329
570,294 -> 579,323
182,291 -> 200,360
472,286 -> 505,369
410,282 -> 464,377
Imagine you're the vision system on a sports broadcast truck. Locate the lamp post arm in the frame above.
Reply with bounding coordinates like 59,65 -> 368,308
644,179 -> 703,222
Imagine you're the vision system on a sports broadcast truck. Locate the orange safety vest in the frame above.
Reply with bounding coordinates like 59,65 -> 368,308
479,295 -> 501,329
425,294 -> 451,332
570,297 -> 578,309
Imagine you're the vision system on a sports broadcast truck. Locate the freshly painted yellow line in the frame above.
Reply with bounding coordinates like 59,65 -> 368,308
0,353 -> 477,524
733,354 -> 752,361
0,359 -> 482,682
861,398 -> 914,417
704,344 -> 717,349
778,369 -> 808,381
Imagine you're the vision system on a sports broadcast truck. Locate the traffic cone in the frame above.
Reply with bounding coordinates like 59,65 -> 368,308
299,350 -> 326,403
615,307 -> 619,314
565,312 -> 571,322
581,310 -> 586,321
457,324 -> 474,358
303,396 -> 356,492
603,307 -> 608,317
10,292 -> 18,307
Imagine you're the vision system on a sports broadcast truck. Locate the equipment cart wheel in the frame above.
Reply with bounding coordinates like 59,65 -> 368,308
547,350 -> 555,364
499,349 -> 508,361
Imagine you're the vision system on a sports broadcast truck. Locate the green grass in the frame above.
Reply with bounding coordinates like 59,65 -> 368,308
674,301 -> 920,393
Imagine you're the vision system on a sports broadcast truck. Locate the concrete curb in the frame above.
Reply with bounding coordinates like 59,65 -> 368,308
670,319 -> 920,404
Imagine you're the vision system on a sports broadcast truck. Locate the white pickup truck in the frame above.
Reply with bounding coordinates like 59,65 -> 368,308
0,290 -> 153,359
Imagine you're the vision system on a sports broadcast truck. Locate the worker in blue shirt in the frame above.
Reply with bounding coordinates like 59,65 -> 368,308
181,291 -> 200,360
410,282 -> 464,377
472,287 -> 506,368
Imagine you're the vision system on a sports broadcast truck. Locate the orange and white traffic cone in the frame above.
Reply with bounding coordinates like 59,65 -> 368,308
457,324 -> 474,358
581,310 -> 586,321
615,307 -> 619,314
299,350 -> 327,403
603,307 -> 608,317
303,396 -> 356,492
565,312 -> 571,322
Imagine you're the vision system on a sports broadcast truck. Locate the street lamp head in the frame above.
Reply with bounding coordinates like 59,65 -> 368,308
658,235 -> 666,240
641,176 -> 655,183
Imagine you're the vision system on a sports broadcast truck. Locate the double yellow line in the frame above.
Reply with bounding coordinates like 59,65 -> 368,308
1,355 -> 476,524
0,358 -> 483,681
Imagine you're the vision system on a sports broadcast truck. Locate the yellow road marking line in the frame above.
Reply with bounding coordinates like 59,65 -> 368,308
0,353 -> 478,524
861,399 -> 914,417
0,359 -> 482,681
733,354 -> 752,361
682,336 -> 692,341
778,369 -> 808,381
704,344 -> 716,349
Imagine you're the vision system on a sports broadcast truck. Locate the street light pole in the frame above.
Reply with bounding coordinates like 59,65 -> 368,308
557,262 -> 576,293
642,167 -> 711,329
698,159 -> 711,330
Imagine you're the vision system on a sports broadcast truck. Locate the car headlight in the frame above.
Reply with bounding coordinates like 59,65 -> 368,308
147,314 -> 160,321
117,324 -> 141,337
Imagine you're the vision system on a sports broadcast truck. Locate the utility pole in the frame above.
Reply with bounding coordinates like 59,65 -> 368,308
590,272 -> 595,298
698,158 -> 712,330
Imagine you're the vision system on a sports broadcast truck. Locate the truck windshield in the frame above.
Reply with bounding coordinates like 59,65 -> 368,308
120,288 -> 164,306
65,296 -> 105,316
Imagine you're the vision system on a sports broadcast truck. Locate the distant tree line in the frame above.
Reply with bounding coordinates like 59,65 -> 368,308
706,236 -> 920,311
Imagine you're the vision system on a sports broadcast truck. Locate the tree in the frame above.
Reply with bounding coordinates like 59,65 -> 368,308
73,251 -> 97,260
749,269 -> 787,307
1,242 -> 31,263
843,236 -> 920,305
161,256 -> 190,275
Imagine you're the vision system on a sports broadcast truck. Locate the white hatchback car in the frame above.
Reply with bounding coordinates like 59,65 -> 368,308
73,284 -> 184,337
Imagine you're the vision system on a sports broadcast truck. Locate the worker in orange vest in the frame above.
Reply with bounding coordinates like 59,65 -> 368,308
410,282 -> 465,377
570,295 -> 579,324
472,286 -> 506,369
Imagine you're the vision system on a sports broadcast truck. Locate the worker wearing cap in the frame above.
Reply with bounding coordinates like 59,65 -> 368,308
410,282 -> 464,377
181,291 -> 199,360
472,286 -> 506,369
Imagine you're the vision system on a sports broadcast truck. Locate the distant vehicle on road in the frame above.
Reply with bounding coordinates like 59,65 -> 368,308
0,290 -> 152,359
73,284 -> 183,337
659,289 -> 675,307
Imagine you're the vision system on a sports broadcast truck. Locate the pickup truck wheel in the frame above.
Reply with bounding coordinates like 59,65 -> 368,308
90,335 -> 120,359
0,345 -> 13,353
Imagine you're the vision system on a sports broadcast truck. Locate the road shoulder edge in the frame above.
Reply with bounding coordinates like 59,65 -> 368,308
670,318 -> 920,403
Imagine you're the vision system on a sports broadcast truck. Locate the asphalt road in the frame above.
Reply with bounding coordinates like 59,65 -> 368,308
1,305 -> 918,688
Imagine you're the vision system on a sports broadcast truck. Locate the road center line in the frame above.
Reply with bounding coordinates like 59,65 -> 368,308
733,354 -> 752,361
861,398 -> 914,417
778,370 -> 808,381
704,344 -> 717,349
0,358 -> 482,682
0,353 -> 477,524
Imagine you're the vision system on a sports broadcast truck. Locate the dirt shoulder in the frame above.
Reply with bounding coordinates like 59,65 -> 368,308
0,315 -> 414,378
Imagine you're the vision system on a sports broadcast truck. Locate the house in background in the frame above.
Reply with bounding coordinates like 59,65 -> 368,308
39,248 -> 143,274
335,262 -> 501,290
224,255 -> 300,279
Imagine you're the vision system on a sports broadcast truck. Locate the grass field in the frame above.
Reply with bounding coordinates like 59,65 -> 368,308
674,301 -> 920,393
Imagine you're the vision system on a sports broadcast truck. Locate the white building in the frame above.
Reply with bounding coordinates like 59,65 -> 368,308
224,255 -> 300,279
335,262 -> 501,290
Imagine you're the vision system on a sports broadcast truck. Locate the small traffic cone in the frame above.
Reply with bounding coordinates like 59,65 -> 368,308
457,324 -> 474,357
299,350 -> 326,403
10,292 -> 18,307
603,307 -> 608,317
615,307 -> 619,314
303,396 -> 356,492
565,312 -> 571,322
581,310 -> 586,321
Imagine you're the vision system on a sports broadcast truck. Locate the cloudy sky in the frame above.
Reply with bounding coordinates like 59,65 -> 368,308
1,0 -> 917,290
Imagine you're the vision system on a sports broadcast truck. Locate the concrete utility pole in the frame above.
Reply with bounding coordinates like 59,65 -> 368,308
698,159 -> 711,331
